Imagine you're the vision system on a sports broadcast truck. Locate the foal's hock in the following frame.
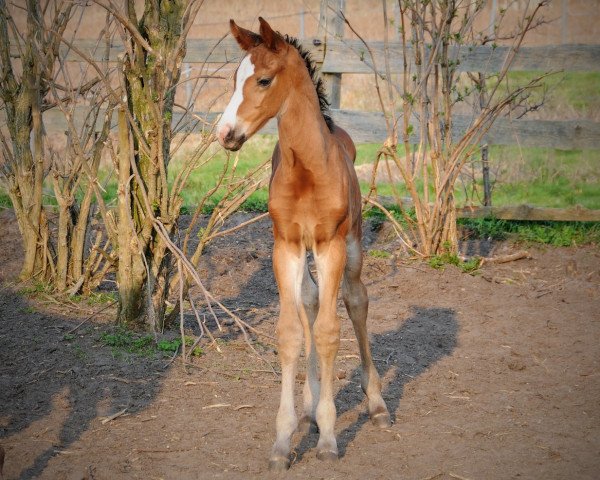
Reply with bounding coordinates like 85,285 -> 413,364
217,17 -> 391,471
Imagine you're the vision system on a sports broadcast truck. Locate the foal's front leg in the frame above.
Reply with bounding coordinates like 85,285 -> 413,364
312,236 -> 346,461
269,240 -> 305,471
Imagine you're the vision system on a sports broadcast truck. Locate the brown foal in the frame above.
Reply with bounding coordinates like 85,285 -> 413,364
217,17 -> 390,470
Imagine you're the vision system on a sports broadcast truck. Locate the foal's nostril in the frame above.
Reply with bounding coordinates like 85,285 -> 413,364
217,124 -> 231,145
225,129 -> 235,143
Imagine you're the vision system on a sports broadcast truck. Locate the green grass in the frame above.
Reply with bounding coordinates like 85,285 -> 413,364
0,191 -> 11,208
360,145 -> 600,209
157,337 -> 203,357
100,328 -> 156,357
99,327 -> 202,358
459,217 -> 600,246
428,249 -> 481,273
362,204 -> 600,246
70,291 -> 117,305
501,72 -> 600,118
486,145 -> 600,209
368,249 -> 392,259
171,139 -> 600,212
169,135 -> 275,210
19,281 -> 51,295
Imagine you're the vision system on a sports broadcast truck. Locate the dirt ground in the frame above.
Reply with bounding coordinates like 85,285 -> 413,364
1,208 -> 599,480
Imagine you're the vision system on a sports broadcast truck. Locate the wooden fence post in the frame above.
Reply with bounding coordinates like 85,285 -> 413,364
482,144 -> 492,206
299,9 -> 305,39
319,0 -> 344,109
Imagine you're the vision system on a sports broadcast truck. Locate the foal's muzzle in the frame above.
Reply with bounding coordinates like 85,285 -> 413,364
217,125 -> 247,151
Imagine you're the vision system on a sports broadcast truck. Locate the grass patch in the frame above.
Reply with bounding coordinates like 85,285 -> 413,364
487,146 -> 600,209
157,336 -> 203,357
70,291 -> 117,305
19,281 -> 53,296
99,328 -> 202,358
459,218 -> 600,246
360,145 -> 600,210
71,344 -> 87,361
501,72 -> 600,119
0,191 -> 11,208
428,250 -> 481,274
100,328 -> 156,357
169,135 -> 275,210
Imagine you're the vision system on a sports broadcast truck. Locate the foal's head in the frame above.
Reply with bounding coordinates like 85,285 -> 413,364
217,17 -> 317,151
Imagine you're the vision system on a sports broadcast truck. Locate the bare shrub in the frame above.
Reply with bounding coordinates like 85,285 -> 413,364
346,0 -> 548,255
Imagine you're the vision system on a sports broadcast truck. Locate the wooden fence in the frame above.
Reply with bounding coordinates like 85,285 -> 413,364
37,38 -> 600,150
9,32 -> 600,221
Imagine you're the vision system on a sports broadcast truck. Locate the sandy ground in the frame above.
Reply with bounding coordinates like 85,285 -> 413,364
1,209 -> 599,480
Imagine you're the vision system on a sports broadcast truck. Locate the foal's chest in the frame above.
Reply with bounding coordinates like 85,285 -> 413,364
269,164 -> 349,249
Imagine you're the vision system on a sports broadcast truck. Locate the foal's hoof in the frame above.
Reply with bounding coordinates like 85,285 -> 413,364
297,416 -> 318,434
371,411 -> 392,429
316,449 -> 338,462
268,456 -> 290,472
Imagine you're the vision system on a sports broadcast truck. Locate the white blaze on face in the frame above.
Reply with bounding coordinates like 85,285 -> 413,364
217,55 -> 255,138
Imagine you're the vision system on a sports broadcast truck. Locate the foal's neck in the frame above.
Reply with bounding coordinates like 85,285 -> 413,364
276,86 -> 331,169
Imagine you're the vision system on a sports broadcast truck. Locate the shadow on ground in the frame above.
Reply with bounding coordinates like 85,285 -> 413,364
294,306 -> 458,460
0,288 -> 166,480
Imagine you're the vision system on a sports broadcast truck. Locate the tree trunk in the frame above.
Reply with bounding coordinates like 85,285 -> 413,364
115,0 -> 188,331
116,107 -> 147,327
0,0 -> 73,282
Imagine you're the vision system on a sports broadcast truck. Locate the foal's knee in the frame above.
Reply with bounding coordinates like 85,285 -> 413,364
276,323 -> 303,362
313,319 -> 340,352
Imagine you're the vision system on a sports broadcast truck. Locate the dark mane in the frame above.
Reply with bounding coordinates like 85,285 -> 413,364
283,34 -> 335,132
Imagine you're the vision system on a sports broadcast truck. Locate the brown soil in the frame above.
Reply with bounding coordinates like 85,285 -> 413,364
1,209 -> 599,480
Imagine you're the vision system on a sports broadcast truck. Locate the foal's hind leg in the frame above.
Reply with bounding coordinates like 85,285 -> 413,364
342,238 -> 391,427
298,261 -> 320,433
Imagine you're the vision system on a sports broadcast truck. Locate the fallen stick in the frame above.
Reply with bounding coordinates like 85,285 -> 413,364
481,250 -> 531,265
67,300 -> 118,334
101,408 -> 128,425
202,403 -> 231,410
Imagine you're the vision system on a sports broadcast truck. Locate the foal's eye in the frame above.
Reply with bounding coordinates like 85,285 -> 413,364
257,77 -> 272,87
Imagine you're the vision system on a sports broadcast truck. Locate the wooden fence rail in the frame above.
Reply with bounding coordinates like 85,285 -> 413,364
15,39 -> 599,73
321,42 -> 600,74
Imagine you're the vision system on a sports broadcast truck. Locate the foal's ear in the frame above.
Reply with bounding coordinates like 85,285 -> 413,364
258,17 -> 286,51
230,19 -> 261,51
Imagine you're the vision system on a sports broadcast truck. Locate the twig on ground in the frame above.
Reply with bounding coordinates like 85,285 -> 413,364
449,473 -> 473,480
101,408 -> 128,424
164,343 -> 181,368
202,403 -> 231,410
481,251 -> 531,265
67,300 -> 118,334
